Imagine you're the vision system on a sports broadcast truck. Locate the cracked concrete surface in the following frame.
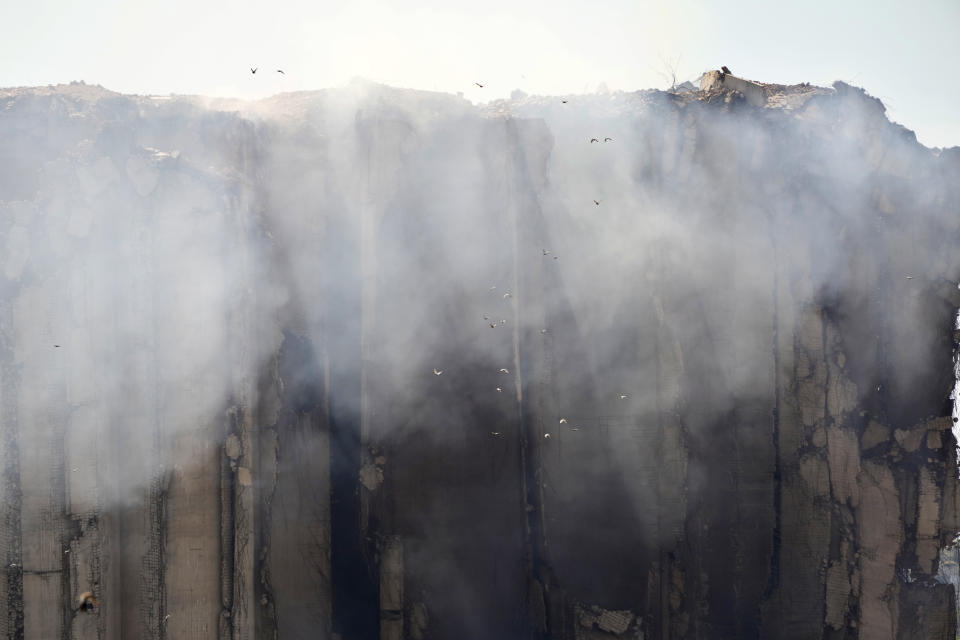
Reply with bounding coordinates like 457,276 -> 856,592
0,78 -> 958,638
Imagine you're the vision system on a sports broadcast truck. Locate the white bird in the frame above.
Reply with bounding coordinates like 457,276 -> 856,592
571,427 -> 580,431
433,368 -> 443,376
500,319 -> 506,325
491,431 -> 502,436
540,329 -> 547,334
499,368 -> 509,374
620,394 -> 628,399
559,418 -> 567,424
496,387 -> 503,393
905,276 -> 914,280
489,286 -> 497,291
490,323 -> 497,328
503,293 -> 513,299
544,433 -> 551,438
542,249 -> 550,256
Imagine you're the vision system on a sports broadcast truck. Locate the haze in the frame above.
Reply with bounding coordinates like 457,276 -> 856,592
1,0 -> 957,147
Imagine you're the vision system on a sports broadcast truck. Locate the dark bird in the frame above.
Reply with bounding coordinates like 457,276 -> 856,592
250,67 -> 258,74
721,66 -> 731,75
562,100 -> 568,104
604,137 -> 613,142
475,82 -> 484,88
54,345 -> 60,348
590,138 -> 599,143
593,199 -> 601,206
77,592 -> 98,612
276,69 -> 285,74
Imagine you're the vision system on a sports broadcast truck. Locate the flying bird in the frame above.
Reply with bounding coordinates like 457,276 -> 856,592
542,249 -> 550,256
77,592 -> 98,612
593,199 -> 601,206
559,418 -> 568,424
590,138 -> 599,143
620,394 -> 628,399
489,286 -> 497,291
540,329 -> 547,334
491,431 -> 502,436
499,368 -> 509,374
496,387 -> 503,393
721,66 -> 731,75
54,345 -> 60,348
250,67 -> 258,74
483,314 -> 490,320
562,100 -> 568,104
499,319 -> 506,325
503,293 -> 512,299
571,427 -> 580,431
433,368 -> 443,376
544,433 -> 551,439
490,323 -> 497,328
905,275 -> 914,279
604,137 -> 613,142
475,82 -> 484,88
276,69 -> 285,74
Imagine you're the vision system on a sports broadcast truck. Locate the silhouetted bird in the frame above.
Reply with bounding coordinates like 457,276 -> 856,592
604,137 -> 613,142
276,69 -> 285,74
54,345 -> 60,348
250,67 -> 258,74
77,592 -> 98,612
562,100 -> 568,104
593,199 -> 601,206
721,66 -> 731,75
543,249 -> 550,255
590,138 -> 599,143
475,82 -> 484,88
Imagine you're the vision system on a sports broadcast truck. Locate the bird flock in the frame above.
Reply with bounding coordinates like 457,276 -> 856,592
421,76 -> 625,439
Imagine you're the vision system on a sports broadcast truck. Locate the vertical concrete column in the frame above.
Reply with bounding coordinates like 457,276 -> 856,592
379,537 -> 403,640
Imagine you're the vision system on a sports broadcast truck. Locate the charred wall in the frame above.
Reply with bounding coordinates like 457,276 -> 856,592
0,80 -> 959,639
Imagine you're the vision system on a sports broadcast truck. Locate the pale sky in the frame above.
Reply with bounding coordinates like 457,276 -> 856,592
1,0 -> 958,147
